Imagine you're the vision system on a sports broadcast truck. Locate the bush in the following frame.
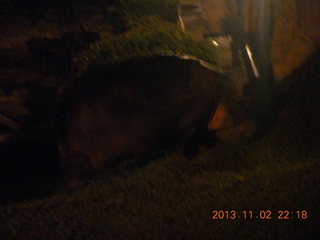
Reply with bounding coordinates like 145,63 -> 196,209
79,16 -> 217,71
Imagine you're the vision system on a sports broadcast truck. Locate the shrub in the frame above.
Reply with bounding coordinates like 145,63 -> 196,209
78,16 -> 217,71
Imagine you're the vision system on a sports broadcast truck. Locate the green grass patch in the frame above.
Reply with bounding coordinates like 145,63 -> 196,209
77,0 -> 217,73
80,16 -> 216,70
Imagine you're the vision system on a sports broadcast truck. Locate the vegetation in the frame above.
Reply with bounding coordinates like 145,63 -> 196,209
77,0 -> 217,72
79,16 -> 217,71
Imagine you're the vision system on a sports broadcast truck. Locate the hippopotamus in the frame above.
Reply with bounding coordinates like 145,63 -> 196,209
57,55 -> 256,187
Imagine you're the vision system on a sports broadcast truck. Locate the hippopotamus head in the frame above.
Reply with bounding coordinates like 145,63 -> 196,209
208,99 -> 258,144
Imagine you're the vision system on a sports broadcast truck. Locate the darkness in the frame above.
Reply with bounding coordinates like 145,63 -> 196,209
0,134 -> 60,203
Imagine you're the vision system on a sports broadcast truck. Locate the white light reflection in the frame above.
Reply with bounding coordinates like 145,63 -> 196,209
212,40 -> 219,46
245,43 -> 260,78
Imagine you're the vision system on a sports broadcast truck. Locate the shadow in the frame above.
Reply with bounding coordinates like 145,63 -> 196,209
276,50 -> 320,107
0,131 -> 61,205
26,31 -> 100,78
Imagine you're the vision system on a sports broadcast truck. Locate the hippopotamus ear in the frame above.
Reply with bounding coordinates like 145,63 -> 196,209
208,104 -> 233,131
208,104 -> 257,144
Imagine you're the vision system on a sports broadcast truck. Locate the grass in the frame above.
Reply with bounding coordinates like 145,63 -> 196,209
78,0 -> 217,73
78,16 -> 217,72
0,57 -> 319,239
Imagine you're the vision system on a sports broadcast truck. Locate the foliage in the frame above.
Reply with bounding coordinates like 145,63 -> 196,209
107,0 -> 178,33
78,16 -> 217,72
75,0 -> 217,73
